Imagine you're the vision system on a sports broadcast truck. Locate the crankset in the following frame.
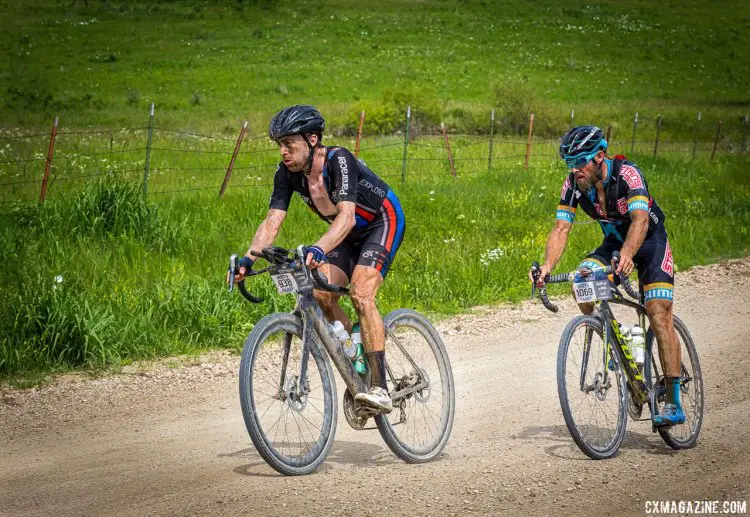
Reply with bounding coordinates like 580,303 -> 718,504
343,390 -> 377,430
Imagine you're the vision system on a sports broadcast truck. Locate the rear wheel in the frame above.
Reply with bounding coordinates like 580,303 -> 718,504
557,315 -> 628,459
644,315 -> 703,449
375,309 -> 455,463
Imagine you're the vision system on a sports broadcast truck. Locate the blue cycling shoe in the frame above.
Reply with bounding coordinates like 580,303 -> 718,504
653,403 -> 686,427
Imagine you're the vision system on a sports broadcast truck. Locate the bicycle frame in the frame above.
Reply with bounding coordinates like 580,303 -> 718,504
278,268 -> 430,410
596,296 -> 650,407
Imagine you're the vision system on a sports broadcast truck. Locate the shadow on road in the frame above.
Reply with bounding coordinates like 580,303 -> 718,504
517,425 -> 677,460
220,439 -> 407,477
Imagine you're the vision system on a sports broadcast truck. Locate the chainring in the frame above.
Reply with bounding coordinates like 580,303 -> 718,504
343,390 -> 370,430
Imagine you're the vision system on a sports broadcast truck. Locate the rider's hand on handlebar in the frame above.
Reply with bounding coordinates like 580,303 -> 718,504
529,263 -> 552,287
304,245 -> 326,270
228,255 -> 254,285
613,250 -> 635,276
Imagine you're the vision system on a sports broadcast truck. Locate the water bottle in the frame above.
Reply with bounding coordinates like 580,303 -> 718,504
351,323 -> 368,375
631,325 -> 645,366
331,321 -> 356,359
619,324 -> 632,346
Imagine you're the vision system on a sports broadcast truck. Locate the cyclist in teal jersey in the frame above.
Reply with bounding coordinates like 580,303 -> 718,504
529,125 -> 684,427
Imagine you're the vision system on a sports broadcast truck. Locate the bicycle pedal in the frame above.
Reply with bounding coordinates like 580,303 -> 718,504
355,406 -> 379,419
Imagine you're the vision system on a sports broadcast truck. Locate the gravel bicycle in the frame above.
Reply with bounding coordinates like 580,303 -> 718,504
228,245 -> 455,475
530,252 -> 703,459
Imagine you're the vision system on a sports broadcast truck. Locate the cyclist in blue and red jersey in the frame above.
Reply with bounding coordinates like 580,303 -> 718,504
233,105 -> 405,414
529,125 -> 685,427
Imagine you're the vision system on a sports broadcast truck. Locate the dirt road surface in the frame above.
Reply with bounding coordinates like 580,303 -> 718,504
2,259 -> 749,516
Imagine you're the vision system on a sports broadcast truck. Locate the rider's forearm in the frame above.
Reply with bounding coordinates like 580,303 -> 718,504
314,203 -> 356,253
621,216 -> 648,258
248,209 -> 286,257
543,225 -> 570,270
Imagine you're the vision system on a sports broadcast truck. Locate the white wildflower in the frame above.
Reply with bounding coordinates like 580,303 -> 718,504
480,248 -> 505,267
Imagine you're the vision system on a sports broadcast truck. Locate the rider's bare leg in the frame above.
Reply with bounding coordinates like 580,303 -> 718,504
350,265 -> 385,353
350,265 -> 392,412
312,263 -> 351,331
646,298 -> 681,378
647,298 -> 685,424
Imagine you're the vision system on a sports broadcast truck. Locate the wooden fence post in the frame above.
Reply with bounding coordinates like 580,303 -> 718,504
711,121 -> 722,162
143,103 -> 155,195
524,113 -> 534,169
605,125 -> 612,144
441,123 -> 456,178
355,110 -> 365,158
401,106 -> 411,185
653,114 -> 662,158
630,112 -> 639,153
743,114 -> 749,154
488,108 -> 495,173
692,112 -> 701,159
219,121 -> 248,197
39,116 -> 59,204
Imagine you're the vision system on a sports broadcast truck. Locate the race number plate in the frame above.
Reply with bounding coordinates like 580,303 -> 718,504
270,264 -> 314,295
573,279 -> 612,303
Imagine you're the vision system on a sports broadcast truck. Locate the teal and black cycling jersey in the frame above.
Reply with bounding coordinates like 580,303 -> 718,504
556,156 -> 666,243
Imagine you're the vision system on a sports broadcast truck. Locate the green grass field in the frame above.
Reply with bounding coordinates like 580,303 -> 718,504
1,0 -> 749,381
1,0 -> 748,136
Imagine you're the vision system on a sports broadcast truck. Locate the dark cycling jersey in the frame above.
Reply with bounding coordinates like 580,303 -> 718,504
558,156 -> 674,302
269,146 -> 392,229
268,145 -> 405,278
556,156 -> 665,243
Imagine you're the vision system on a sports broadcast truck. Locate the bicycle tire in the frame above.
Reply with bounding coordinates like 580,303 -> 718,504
375,309 -> 455,463
238,313 -> 337,476
644,315 -> 704,449
557,315 -> 628,460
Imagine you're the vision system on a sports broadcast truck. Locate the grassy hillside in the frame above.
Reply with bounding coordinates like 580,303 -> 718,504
1,0 -> 748,136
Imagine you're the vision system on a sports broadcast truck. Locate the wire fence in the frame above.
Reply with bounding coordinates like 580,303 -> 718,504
0,105 -> 748,205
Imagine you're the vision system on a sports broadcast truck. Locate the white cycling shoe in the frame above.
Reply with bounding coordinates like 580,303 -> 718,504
354,387 -> 393,414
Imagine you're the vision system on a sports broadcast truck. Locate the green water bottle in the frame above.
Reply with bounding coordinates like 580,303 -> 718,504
351,323 -> 368,375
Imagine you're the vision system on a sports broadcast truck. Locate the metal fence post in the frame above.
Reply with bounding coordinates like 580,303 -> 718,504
524,113 -> 534,169
711,121 -> 722,162
401,105 -> 411,185
630,112 -> 639,153
39,116 -> 59,204
441,123 -> 456,178
143,103 -> 155,195
355,110 -> 365,158
488,108 -> 495,173
653,114 -> 662,158
692,112 -> 701,159
570,109 -> 575,128
743,114 -> 749,153
219,121 -> 248,197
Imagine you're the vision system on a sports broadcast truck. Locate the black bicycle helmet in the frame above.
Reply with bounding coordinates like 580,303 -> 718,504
268,104 -> 325,141
559,125 -> 608,161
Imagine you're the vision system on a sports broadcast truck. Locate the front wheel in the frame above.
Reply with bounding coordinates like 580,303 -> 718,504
644,315 -> 704,449
375,309 -> 455,463
238,313 -> 337,476
557,315 -> 628,459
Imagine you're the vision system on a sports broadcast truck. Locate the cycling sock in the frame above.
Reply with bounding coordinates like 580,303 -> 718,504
665,376 -> 682,408
366,351 -> 388,391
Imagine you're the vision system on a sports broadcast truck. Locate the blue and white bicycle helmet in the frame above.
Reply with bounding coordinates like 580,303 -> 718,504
559,125 -> 608,169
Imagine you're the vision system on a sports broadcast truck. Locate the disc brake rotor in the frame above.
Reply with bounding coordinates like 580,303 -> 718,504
283,374 -> 307,413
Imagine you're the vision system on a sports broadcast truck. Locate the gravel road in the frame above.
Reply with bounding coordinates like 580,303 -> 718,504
2,259 -> 749,516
